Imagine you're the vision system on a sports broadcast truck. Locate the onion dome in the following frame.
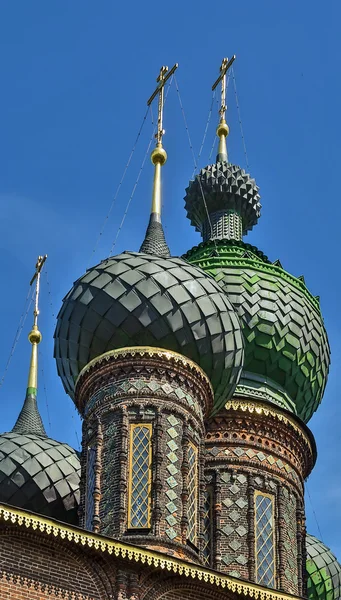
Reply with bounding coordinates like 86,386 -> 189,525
0,256 -> 80,523
54,251 -> 244,413
184,240 -> 330,422
54,66 -> 244,414
183,59 -> 330,423
306,534 -> 341,600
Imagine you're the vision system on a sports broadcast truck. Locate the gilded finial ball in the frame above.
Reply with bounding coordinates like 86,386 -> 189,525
151,145 -> 167,166
28,328 -> 42,344
217,121 -> 229,138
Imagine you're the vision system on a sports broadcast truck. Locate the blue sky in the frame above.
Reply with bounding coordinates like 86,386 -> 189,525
0,0 -> 340,558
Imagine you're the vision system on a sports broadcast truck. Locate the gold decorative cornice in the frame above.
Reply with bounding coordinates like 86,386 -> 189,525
0,504 -> 302,600
77,346 -> 212,391
225,399 -> 315,457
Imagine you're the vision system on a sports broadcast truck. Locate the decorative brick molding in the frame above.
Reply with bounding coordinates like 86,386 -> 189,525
204,399 -> 315,595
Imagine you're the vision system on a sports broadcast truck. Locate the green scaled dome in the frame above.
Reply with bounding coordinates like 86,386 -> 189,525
183,239 -> 330,423
54,251 -> 244,413
306,534 -> 341,600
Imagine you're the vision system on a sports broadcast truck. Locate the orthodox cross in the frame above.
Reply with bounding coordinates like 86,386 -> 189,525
212,55 -> 236,123
29,255 -> 47,327
147,63 -> 178,145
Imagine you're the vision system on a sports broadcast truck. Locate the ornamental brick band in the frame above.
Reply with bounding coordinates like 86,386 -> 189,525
203,399 -> 315,597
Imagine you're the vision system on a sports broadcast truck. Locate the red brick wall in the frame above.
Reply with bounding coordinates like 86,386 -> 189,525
0,528 -> 112,600
140,578 -> 232,600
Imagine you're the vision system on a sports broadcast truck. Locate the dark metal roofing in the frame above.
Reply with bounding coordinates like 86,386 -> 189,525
54,251 -> 244,412
12,393 -> 47,437
184,162 -> 261,236
0,432 -> 80,524
139,213 -> 170,257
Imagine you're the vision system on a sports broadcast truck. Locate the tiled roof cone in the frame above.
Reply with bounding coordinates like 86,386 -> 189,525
139,213 -> 170,257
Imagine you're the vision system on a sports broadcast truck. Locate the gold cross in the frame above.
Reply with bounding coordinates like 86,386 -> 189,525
29,255 -> 47,326
147,63 -> 178,145
212,55 -> 236,123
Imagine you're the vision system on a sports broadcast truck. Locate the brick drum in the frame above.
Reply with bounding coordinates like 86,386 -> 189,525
204,398 -> 315,596
75,347 -> 213,561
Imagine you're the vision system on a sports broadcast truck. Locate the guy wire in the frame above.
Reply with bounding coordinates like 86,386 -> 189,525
109,76 -> 174,255
174,74 -> 218,253
0,285 -> 34,392
87,105 -> 150,268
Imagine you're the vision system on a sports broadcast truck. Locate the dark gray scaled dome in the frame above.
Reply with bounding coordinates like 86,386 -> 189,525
54,251 -> 244,413
0,431 -> 80,524
306,534 -> 341,600
184,162 -> 261,236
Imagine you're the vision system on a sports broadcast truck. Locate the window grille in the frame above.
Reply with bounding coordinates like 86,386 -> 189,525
187,442 -> 198,544
202,486 -> 213,565
128,424 -> 152,529
255,492 -> 276,587
85,446 -> 96,530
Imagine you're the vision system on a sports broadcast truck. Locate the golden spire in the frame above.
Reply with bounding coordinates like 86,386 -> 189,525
147,63 -> 178,218
212,55 -> 236,162
27,255 -> 47,393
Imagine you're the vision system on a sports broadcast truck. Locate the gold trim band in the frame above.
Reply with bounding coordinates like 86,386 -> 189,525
76,346 -> 213,391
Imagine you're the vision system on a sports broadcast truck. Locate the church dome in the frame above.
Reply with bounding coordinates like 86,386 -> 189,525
306,534 -> 341,600
0,375 -> 80,524
184,240 -> 330,423
185,162 -> 261,239
0,430 -> 80,524
54,251 -> 244,413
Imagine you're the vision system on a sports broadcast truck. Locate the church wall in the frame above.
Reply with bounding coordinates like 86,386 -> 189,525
0,528 -> 113,600
139,574 -> 234,600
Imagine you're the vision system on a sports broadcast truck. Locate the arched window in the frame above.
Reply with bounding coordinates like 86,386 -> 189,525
255,492 -> 276,588
128,424 -> 152,529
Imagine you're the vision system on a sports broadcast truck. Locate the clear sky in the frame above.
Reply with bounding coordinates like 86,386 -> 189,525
0,0 -> 340,559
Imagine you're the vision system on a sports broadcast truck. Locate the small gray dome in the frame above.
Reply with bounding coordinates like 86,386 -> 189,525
54,251 -> 244,413
185,162 -> 261,237
0,431 -> 80,524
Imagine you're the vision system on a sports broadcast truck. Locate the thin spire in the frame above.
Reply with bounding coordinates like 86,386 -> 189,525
12,255 -> 47,436
140,64 -> 178,257
212,55 -> 236,162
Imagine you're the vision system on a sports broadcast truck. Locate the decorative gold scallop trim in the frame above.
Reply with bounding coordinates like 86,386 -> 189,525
0,503 -> 301,600
76,346 -> 213,391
